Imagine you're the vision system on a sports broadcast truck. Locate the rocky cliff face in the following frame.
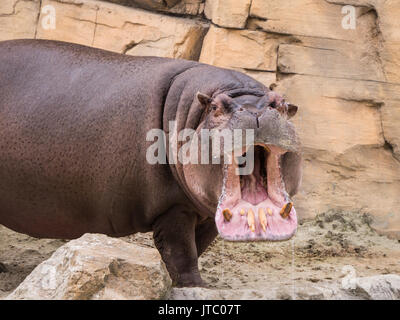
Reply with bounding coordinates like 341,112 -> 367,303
1,0 -> 399,238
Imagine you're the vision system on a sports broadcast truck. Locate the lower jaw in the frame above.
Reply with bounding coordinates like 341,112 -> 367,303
215,199 -> 297,242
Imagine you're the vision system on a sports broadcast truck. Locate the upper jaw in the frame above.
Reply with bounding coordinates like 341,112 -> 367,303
215,144 -> 297,242
256,111 -> 301,154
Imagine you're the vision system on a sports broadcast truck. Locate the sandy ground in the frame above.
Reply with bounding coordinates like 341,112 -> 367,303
1,210 -> 400,299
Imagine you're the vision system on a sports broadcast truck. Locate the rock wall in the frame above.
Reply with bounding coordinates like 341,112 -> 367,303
1,0 -> 400,238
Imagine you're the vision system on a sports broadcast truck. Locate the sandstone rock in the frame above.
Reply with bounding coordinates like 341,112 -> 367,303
37,0 -> 208,60
0,0 -> 40,41
199,25 -> 277,72
373,2 -> 400,84
6,234 -> 171,300
167,0 -> 203,15
168,282 -> 334,301
278,75 -> 384,154
240,70 -> 276,88
204,0 -> 251,29
94,1 -> 208,59
346,275 -> 400,300
295,286 -> 325,300
276,74 -> 400,237
278,41 -> 385,82
106,0 -> 181,11
37,0 -> 98,46
104,0 -> 203,15
291,0 -> 400,85
381,99 -> 400,161
168,287 -> 279,300
169,276 -> 400,300
249,0 -> 368,40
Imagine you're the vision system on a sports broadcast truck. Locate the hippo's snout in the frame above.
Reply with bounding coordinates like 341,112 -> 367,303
214,102 -> 301,242
230,107 -> 301,154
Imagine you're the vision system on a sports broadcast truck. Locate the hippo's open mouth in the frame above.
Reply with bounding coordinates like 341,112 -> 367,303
215,144 -> 297,241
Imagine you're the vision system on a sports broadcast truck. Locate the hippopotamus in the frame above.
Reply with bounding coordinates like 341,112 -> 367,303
0,39 -> 302,287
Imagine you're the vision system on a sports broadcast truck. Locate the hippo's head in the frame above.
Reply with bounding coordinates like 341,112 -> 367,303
167,86 -> 302,242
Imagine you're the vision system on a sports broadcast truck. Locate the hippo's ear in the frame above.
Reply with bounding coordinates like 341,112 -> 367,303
287,104 -> 298,119
197,92 -> 212,107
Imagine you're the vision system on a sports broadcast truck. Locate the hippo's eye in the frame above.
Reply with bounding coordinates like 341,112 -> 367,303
211,104 -> 217,111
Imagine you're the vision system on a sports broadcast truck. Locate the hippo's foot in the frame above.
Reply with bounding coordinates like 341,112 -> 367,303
153,205 -> 205,287
176,271 -> 207,288
0,262 -> 8,273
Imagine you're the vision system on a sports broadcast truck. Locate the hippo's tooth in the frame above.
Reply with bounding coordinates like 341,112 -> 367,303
258,208 -> 267,232
267,208 -> 273,216
223,209 -> 233,222
280,202 -> 293,219
247,209 -> 255,232
240,209 -> 246,216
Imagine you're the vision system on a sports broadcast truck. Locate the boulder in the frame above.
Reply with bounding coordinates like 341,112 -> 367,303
6,234 -> 171,300
346,275 -> 400,300
169,275 -> 400,300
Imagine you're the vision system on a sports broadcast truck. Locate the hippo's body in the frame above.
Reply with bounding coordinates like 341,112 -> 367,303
0,40 -> 302,287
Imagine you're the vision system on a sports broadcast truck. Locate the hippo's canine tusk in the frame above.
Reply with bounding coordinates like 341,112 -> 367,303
280,202 -> 293,219
223,209 -> 233,222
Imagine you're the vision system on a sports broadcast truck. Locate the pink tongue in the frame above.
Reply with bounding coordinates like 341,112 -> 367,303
241,176 -> 268,205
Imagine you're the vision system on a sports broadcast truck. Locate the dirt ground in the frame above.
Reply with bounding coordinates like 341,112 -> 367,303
1,210 -> 400,299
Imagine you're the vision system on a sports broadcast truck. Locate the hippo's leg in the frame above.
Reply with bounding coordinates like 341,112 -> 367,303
152,205 -> 204,287
195,218 -> 218,257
